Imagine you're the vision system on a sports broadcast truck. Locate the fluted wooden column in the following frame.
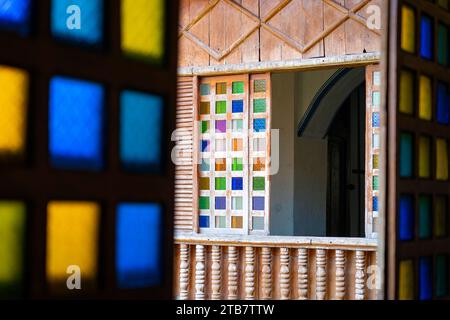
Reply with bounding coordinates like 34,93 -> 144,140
227,246 -> 239,300
261,247 -> 272,299
179,244 -> 190,300
335,250 -> 346,300
316,249 -> 327,300
297,248 -> 308,300
211,246 -> 222,300
279,248 -> 290,300
355,251 -> 366,300
195,245 -> 205,300
245,247 -> 256,300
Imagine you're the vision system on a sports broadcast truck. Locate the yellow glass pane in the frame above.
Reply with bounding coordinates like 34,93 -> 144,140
436,138 -> 449,181
399,70 -> 414,115
419,75 -> 432,121
401,6 -> 416,53
419,136 -> 431,178
121,0 -> 165,63
46,202 -> 100,290
0,66 -> 29,156
231,216 -> 243,229
0,202 -> 26,291
399,260 -> 415,300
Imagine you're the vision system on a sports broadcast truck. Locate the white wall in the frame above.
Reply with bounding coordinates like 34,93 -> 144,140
270,69 -> 338,236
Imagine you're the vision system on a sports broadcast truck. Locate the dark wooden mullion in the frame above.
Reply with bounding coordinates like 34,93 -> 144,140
398,238 -> 450,258
398,115 -> 450,138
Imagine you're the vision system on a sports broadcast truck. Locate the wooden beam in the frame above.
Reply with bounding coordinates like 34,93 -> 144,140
178,52 -> 382,76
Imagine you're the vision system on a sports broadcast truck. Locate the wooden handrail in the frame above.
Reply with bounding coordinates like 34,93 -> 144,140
174,233 -> 378,251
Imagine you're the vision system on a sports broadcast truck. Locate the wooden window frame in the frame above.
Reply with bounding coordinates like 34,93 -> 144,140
194,73 -> 271,236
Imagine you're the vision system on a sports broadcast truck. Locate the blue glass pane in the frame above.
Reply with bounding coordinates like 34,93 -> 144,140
215,197 -> 226,210
253,197 -> 265,211
0,0 -> 31,35
49,76 -> 105,171
120,91 -> 164,172
400,133 -> 413,178
199,215 -> 210,228
421,15 -> 433,60
51,0 -> 103,46
116,203 -> 162,289
399,195 -> 414,241
419,257 -> 433,300
201,140 -> 209,152
437,82 -> 449,125
373,196 -> 379,212
254,119 -> 266,132
372,112 -> 380,128
232,100 -> 243,113
232,177 -> 243,191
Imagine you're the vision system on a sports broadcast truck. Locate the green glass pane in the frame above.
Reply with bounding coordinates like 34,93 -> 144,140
199,197 -> 210,210
201,121 -> 209,134
253,177 -> 265,191
254,99 -> 266,113
232,158 -> 243,171
215,178 -> 226,191
0,202 -> 26,296
232,82 -> 244,94
373,176 -> 379,191
254,80 -> 266,93
216,101 -> 227,114
419,196 -> 432,239
438,24 -> 449,66
436,255 -> 448,297
200,84 -> 211,96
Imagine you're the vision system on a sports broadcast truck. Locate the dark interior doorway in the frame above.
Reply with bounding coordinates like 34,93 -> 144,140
326,83 -> 366,237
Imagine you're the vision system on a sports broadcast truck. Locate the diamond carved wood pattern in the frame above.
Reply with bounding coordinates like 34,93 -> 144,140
178,0 -> 382,67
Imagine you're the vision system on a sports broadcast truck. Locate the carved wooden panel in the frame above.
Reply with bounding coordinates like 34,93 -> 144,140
179,0 -> 383,68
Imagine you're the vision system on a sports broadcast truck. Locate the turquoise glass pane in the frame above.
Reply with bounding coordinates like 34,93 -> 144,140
419,196 -> 432,239
400,133 -> 413,178
254,119 -> 266,132
419,257 -> 433,300
399,195 -> 414,241
116,203 -> 162,289
438,23 -> 449,66
120,91 -> 164,172
51,0 -> 103,46
421,15 -> 434,60
0,0 -> 31,35
436,255 -> 448,297
49,76 -> 105,171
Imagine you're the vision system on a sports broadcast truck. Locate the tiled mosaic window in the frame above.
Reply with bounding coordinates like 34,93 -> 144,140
394,0 -> 450,300
366,65 -> 382,238
198,75 -> 270,234
0,0 -> 176,299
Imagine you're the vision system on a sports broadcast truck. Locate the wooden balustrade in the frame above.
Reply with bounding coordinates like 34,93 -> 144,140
174,234 -> 378,300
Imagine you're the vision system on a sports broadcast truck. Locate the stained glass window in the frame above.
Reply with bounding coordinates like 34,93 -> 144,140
198,75 -> 270,234
0,0 -> 31,35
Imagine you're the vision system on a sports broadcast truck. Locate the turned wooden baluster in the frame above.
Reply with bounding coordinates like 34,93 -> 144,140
195,245 -> 205,300
179,244 -> 190,300
335,250 -> 346,300
245,247 -> 256,300
316,249 -> 327,300
261,247 -> 272,300
211,246 -> 222,300
280,248 -> 291,300
355,251 -> 366,300
297,248 -> 308,300
228,246 -> 239,300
